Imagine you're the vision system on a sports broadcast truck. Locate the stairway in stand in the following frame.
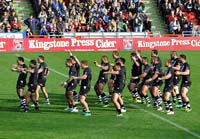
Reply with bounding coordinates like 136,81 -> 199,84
12,0 -> 34,32
143,0 -> 168,34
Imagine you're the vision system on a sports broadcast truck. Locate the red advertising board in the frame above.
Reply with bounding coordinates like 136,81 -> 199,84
1,37 -> 200,52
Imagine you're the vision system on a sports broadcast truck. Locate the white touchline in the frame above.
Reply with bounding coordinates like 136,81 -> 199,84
129,104 -> 200,139
15,54 -> 200,139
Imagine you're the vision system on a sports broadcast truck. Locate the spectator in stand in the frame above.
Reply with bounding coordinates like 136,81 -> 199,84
143,16 -> 152,32
133,12 -> 143,32
0,23 -> 6,32
194,0 -> 200,24
38,8 -> 48,23
171,0 -> 179,11
39,25 -> 49,36
10,17 -> 21,32
40,17 -> 51,29
8,11 -> 17,23
169,17 -> 180,34
185,0 -> 194,12
0,11 -> 9,25
26,27 -> 33,38
24,15 -> 40,34
135,0 -> 145,13
168,10 -> 178,24
52,0 -> 61,12
56,16 -> 65,36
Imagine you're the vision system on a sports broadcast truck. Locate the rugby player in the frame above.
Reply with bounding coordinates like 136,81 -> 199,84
11,57 -> 28,110
72,60 -> 92,117
104,62 -> 126,116
170,51 -> 182,107
24,60 -> 39,112
94,55 -> 110,106
176,54 -> 192,112
128,51 -> 142,103
69,51 -> 81,103
159,59 -> 175,115
35,55 -> 50,105
148,56 -> 163,111
107,51 -> 120,96
134,57 -> 152,106
62,59 -> 78,112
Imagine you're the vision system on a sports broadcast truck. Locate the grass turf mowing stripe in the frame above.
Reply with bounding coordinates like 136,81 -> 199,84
15,53 -> 200,139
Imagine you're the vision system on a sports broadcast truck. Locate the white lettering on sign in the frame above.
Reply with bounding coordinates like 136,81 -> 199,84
29,40 -> 70,50
71,39 -> 94,47
0,42 -> 6,48
137,40 -> 170,48
96,40 -> 116,48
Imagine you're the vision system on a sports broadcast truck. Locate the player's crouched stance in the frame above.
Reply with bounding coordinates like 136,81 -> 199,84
71,60 -> 92,117
104,63 -> 126,117
24,60 -> 39,112
159,59 -> 175,115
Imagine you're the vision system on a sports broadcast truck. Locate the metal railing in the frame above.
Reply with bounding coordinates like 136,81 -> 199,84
182,31 -> 200,37
48,32 -> 161,38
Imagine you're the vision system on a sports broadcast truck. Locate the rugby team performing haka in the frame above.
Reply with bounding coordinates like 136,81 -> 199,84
11,50 -> 192,116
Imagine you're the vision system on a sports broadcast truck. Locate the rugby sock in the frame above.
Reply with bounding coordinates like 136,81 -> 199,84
116,108 -> 121,114
73,104 -> 77,108
132,90 -> 140,99
144,95 -> 151,104
182,102 -> 187,108
73,91 -> 78,100
120,104 -> 125,109
101,93 -> 109,105
153,96 -> 158,107
172,96 -> 176,103
97,95 -> 102,103
177,94 -> 182,105
167,100 -> 173,111
164,100 -> 169,110
140,94 -> 145,103
20,96 -> 26,107
186,101 -> 191,109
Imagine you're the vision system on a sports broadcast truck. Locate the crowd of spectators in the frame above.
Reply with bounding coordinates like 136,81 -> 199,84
30,0 -> 151,36
0,0 -> 22,33
159,0 -> 200,34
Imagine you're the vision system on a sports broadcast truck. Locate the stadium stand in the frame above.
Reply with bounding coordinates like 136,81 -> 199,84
159,0 -> 200,34
30,0 -> 152,36
0,0 -> 22,33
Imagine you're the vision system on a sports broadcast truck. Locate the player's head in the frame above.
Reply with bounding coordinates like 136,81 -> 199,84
130,52 -> 136,60
65,58 -> 73,67
151,49 -> 158,57
17,57 -> 24,65
112,51 -> 119,59
142,57 -> 148,64
114,62 -> 121,71
70,56 -> 76,64
81,60 -> 88,69
165,59 -> 171,67
170,51 -> 177,59
179,54 -> 186,63
29,59 -> 37,68
119,57 -> 126,65
38,55 -> 44,63
101,55 -> 108,63
152,56 -> 158,64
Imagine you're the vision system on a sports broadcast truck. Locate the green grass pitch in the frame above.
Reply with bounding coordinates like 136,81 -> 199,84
0,51 -> 200,139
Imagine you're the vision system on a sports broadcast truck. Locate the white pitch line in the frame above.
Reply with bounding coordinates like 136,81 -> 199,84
15,54 -> 200,139
129,104 -> 200,139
